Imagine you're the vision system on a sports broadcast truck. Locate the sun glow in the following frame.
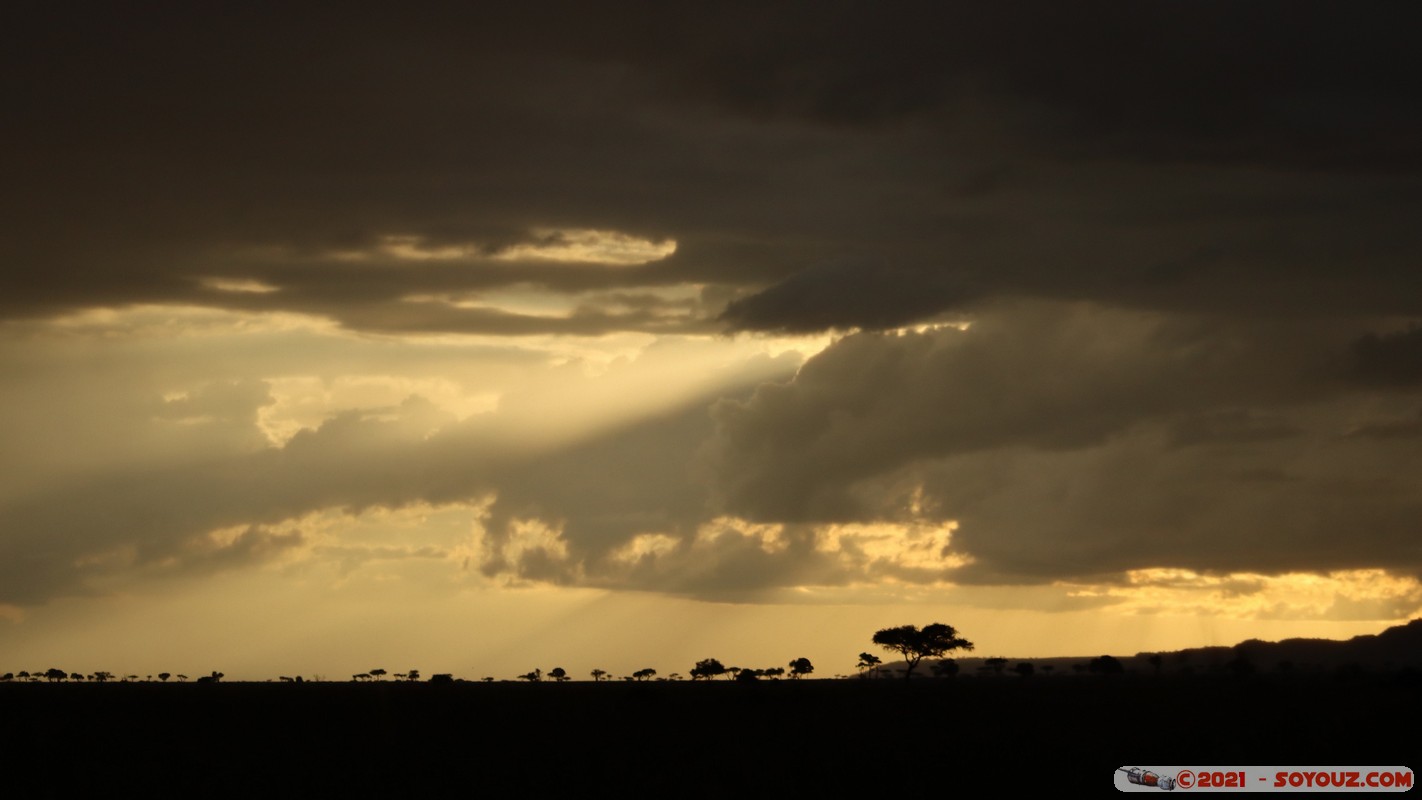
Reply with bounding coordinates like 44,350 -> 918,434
1066,568 -> 1422,621
814,521 -> 970,572
374,228 -> 677,266
201,277 -> 281,294
492,228 -> 677,266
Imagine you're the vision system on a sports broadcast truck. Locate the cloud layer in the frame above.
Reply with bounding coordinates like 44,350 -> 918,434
6,3 -> 1421,332
3,3 -> 1420,631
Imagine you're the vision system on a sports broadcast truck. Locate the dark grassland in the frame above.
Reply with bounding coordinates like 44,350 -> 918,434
6,674 -> 1415,795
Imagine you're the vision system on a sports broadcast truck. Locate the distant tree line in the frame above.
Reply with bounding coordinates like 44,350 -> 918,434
11,619 -> 1357,684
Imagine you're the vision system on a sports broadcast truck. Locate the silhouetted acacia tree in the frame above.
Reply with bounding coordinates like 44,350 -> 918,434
590,669 -> 608,682
632,668 -> 656,681
369,669 -> 386,681
519,669 -> 543,682
856,652 -> 882,678
549,667 -> 568,682
691,658 -> 727,680
158,672 -> 171,682
872,623 -> 974,681
789,658 -> 814,679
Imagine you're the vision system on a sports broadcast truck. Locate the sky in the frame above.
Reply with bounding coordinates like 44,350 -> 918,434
3,2 -> 1421,680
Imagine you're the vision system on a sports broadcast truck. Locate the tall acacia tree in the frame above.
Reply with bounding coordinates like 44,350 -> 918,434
788,658 -> 814,679
690,659 -> 727,680
871,623 -> 974,681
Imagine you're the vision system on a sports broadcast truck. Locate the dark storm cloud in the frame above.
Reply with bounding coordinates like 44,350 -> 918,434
704,301 -> 1336,521
1165,410 -> 1299,448
1346,410 -> 1422,440
157,525 -> 305,577
718,261 -> 978,333
923,426 -> 1422,585
5,2 -> 1422,611
701,300 -> 1422,583
1347,326 -> 1422,388
5,2 -> 1421,332
3,299 -> 1420,604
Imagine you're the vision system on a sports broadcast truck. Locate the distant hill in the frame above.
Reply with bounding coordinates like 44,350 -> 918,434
1221,618 -> 1422,673
869,618 -> 1422,677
